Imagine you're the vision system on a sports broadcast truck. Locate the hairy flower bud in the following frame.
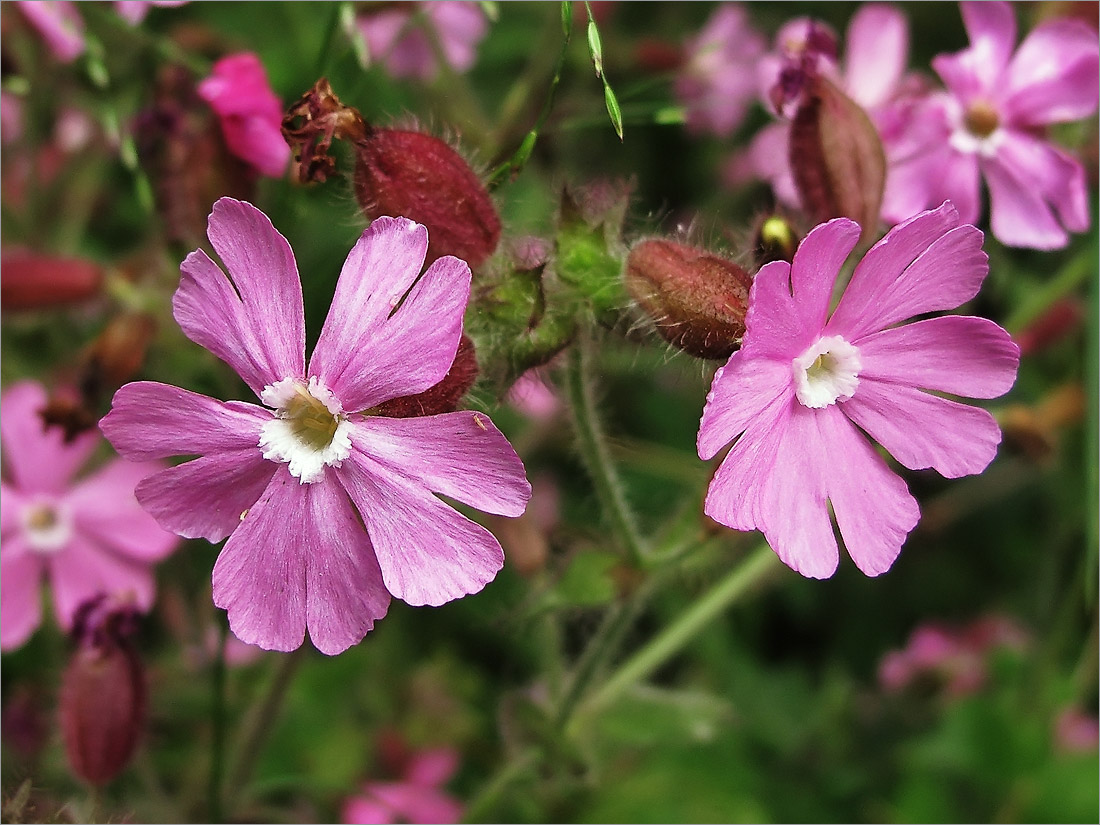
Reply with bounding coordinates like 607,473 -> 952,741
625,239 -> 752,360
0,250 -> 103,310
59,597 -> 146,786
789,75 -> 885,241
283,79 -> 501,268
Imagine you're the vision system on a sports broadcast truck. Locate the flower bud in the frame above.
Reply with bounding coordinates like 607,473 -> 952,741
789,75 -> 885,242
376,334 -> 479,418
753,214 -> 800,266
59,596 -> 146,786
0,250 -> 103,310
283,79 -> 501,268
625,239 -> 752,360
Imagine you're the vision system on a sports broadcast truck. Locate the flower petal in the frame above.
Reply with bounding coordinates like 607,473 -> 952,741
336,453 -> 504,607
309,217 -> 470,412
68,459 -> 179,562
817,406 -> 919,576
827,203 -> 987,340
789,218 -> 861,335
842,380 -> 1003,478
856,316 -> 1020,399
136,450 -> 276,542
0,540 -> 43,651
933,2 -> 1016,100
49,536 -> 156,630
843,3 -> 909,110
1003,19 -> 1099,125
348,412 -> 530,517
174,199 -> 305,396
302,476 -> 391,656
697,353 -> 792,461
211,469 -> 308,652
1,381 -> 98,495
1,481 -> 25,537
101,381 -> 269,461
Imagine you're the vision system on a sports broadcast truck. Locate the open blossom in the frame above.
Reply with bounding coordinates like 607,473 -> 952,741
697,202 -> 1019,578
14,1 -> 185,61
197,53 -> 290,178
342,745 -> 463,825
675,4 -> 766,137
889,1 -> 1098,249
1,381 -> 178,651
100,199 -> 530,655
358,1 -> 488,82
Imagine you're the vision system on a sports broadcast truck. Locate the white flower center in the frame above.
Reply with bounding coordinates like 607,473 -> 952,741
21,498 -> 73,554
949,97 -> 1003,158
258,377 -> 352,484
792,335 -> 861,408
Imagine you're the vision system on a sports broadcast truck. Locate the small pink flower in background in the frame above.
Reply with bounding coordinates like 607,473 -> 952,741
675,4 -> 766,137
1054,707 -> 1100,754
101,199 -> 531,655
0,381 -> 178,651
198,53 -> 290,178
343,745 -> 463,825
729,5 -> 928,217
890,1 -> 1098,249
878,615 -> 1029,697
16,1 -> 84,62
1,92 -> 24,145
697,202 -> 1019,578
358,1 -> 488,82
113,0 -> 188,26
507,369 -> 562,423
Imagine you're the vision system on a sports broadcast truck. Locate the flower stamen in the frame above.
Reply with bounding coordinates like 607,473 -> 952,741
792,335 -> 861,408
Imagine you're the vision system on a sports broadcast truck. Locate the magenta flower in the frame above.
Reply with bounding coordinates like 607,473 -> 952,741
675,3 -> 766,137
342,746 -> 463,825
358,1 -> 488,82
890,1 -> 1098,249
113,1 -> 188,26
100,199 -> 530,655
197,53 -> 290,178
1,381 -> 178,651
697,202 -> 1019,578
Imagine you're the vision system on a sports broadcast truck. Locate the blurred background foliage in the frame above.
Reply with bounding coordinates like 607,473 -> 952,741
1,2 -> 1097,823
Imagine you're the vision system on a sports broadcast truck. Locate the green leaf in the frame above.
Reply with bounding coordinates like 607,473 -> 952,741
604,82 -> 624,141
553,551 -> 619,607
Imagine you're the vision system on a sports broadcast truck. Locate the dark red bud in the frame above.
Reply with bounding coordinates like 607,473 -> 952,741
789,75 -> 886,241
0,251 -> 103,310
376,334 -> 479,417
59,597 -> 146,786
753,214 -> 801,266
625,239 -> 752,360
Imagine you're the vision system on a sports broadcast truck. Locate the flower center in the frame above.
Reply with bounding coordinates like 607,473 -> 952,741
21,498 -> 73,554
259,377 -> 352,484
792,335 -> 861,408
963,99 -> 1000,139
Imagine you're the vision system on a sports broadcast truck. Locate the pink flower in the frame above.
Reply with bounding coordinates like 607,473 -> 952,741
100,199 -> 531,655
197,53 -> 290,178
113,1 -> 188,26
1054,707 -> 1100,754
890,1 -> 1098,249
358,1 -> 488,82
697,202 -> 1019,578
1,381 -> 178,651
675,4 -> 766,137
342,746 -> 463,825
16,1 -> 85,62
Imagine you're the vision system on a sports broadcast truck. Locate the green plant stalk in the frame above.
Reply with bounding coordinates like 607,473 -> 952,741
461,748 -> 540,823
208,620 -> 229,823
578,543 -> 780,719
565,336 -> 648,567
225,645 -> 307,811
1004,244 -> 1097,335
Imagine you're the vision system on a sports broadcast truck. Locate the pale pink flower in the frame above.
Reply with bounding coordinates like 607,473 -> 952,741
197,53 -> 290,178
113,1 -> 188,26
889,1 -> 1098,249
16,1 -> 85,62
1054,707 -> 1100,754
342,746 -> 463,825
1,381 -> 178,651
358,1 -> 488,82
507,369 -> 561,423
675,3 -> 766,137
100,199 -> 530,655
697,202 -> 1019,578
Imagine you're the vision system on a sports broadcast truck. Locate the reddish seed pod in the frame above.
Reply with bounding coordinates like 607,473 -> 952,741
0,251 -> 103,310
625,239 -> 752,360
59,598 -> 146,786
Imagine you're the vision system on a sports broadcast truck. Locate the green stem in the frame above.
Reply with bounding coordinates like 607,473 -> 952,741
578,544 -> 779,718
208,620 -> 229,823
565,336 -> 648,567
1004,246 -> 1097,335
461,748 -> 540,823
225,646 -> 307,809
